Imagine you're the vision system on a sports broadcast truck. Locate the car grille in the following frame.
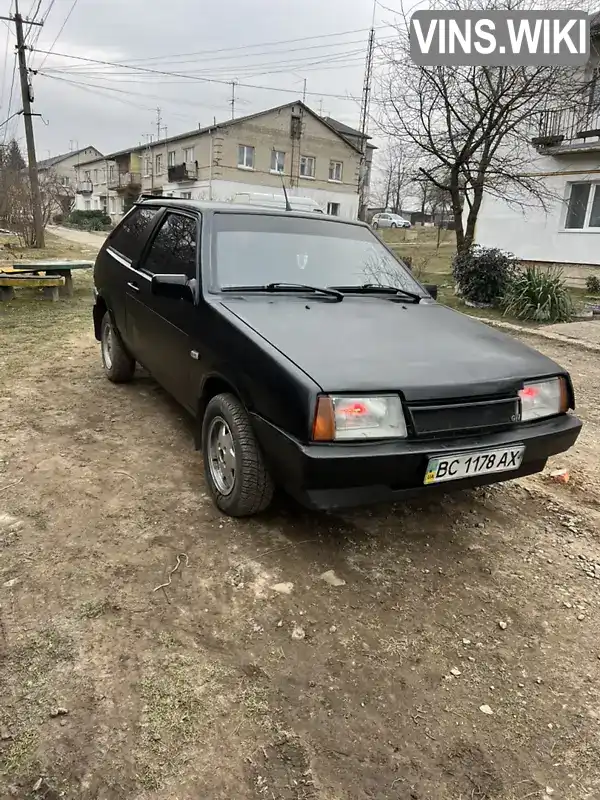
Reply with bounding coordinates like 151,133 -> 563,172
407,396 -> 520,438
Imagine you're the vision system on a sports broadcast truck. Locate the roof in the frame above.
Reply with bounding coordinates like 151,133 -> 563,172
78,100 -> 364,166
37,146 -> 102,170
321,115 -> 376,151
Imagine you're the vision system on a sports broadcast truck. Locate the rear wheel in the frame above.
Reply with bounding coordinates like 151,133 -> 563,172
202,393 -> 274,517
373,221 -> 379,229
100,312 -> 135,383
391,222 -> 397,228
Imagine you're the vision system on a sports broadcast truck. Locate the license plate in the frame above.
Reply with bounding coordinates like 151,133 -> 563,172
423,445 -> 525,485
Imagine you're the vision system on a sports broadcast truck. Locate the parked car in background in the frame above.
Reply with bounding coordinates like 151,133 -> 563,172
93,198 -> 581,518
372,212 -> 411,229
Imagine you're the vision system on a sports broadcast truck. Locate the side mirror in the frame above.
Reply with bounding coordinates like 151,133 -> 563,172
151,274 -> 194,301
424,283 -> 438,300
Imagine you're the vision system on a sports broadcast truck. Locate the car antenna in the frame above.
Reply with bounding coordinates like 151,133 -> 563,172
280,175 -> 292,212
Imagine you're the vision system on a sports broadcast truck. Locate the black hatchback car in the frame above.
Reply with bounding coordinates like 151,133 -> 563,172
93,199 -> 582,517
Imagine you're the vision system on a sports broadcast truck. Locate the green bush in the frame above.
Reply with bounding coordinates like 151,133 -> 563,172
586,274 -> 600,294
502,266 -> 573,323
66,209 -> 112,230
452,246 -> 516,305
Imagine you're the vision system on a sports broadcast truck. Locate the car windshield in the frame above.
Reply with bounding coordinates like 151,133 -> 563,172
212,213 -> 425,296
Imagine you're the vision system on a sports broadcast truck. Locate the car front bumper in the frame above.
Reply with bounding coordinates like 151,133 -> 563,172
251,413 -> 582,511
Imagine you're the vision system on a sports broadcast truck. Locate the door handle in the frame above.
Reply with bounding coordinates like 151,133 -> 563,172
127,281 -> 140,292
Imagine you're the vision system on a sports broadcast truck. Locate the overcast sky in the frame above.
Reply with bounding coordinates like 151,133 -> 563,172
0,0 -> 398,160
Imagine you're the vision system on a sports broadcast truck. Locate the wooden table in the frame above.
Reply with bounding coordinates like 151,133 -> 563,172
8,260 -> 94,296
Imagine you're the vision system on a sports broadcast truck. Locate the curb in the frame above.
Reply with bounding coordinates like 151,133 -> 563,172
481,318 -> 600,354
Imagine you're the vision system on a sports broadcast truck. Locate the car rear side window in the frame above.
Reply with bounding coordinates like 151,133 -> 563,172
142,212 -> 198,279
109,207 -> 160,261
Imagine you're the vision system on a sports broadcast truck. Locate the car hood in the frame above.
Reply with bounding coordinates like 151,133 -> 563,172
220,297 -> 566,401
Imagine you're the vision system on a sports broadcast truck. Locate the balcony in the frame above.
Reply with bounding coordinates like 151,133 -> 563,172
532,106 -> 600,153
168,162 -> 198,183
107,172 -> 142,191
76,180 -> 92,194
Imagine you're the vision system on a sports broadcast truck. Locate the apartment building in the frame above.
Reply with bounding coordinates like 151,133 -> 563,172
473,12 -> 600,273
37,145 -> 102,214
74,101 -> 370,221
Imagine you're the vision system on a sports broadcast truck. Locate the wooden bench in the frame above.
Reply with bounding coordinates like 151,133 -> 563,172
9,260 -> 94,297
0,274 -> 65,302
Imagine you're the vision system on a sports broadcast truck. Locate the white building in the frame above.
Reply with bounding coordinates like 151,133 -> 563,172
472,14 -> 600,278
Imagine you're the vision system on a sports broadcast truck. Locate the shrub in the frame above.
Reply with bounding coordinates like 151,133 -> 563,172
501,266 -> 573,323
452,246 -> 517,305
398,254 -> 413,271
52,213 -> 64,225
586,274 -> 600,294
66,209 -> 112,230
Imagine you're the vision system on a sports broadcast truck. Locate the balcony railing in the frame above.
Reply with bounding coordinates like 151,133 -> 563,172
168,162 -> 198,183
76,180 -> 92,194
532,105 -> 600,148
107,171 -> 142,191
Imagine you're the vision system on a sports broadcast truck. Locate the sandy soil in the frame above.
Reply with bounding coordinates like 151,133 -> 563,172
1,272 -> 599,800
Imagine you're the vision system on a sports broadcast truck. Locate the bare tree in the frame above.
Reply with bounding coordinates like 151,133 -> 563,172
377,0 -> 592,252
373,141 -> 419,213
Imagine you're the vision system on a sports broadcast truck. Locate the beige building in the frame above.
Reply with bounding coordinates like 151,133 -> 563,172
74,101 -> 373,220
37,145 -> 103,214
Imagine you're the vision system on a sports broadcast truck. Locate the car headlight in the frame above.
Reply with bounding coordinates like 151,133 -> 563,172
312,395 -> 407,441
519,377 -> 569,421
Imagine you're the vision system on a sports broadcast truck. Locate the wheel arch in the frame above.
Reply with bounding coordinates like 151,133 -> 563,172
195,374 -> 244,450
93,295 -> 108,341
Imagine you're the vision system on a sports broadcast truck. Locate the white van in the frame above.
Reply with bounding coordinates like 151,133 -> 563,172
232,192 -> 324,214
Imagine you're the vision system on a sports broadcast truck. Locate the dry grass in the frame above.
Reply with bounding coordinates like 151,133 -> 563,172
0,232 -> 93,271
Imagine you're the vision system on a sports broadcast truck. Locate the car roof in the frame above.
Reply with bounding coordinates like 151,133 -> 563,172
136,198 -> 368,227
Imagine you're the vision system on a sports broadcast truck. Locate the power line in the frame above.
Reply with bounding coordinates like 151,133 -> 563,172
2,56 -> 18,145
31,46 -> 367,102
36,0 -> 79,70
0,6 -> 12,113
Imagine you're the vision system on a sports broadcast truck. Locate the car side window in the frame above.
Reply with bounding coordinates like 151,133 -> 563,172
108,207 -> 160,261
142,212 -> 198,280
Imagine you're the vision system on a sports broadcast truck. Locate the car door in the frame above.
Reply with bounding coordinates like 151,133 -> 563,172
126,209 -> 200,411
99,205 -> 162,352
379,214 -> 391,228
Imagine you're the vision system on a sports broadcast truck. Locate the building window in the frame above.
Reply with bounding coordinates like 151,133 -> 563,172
155,154 -> 163,174
144,156 -> 152,176
270,150 -> 285,173
168,150 -> 176,167
93,169 -> 98,182
299,155 -> 315,178
84,200 -> 91,210
183,146 -> 195,163
84,170 -> 91,181
565,182 -> 600,229
328,161 -> 343,182
238,144 -> 255,170
327,202 -> 340,216
180,191 -> 192,199
109,164 -> 115,180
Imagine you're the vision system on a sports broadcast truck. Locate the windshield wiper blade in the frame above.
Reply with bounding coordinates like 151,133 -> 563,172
330,283 -> 421,303
222,282 -> 344,301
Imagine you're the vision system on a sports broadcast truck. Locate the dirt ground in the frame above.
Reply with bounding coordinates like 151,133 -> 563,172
1,270 -> 600,800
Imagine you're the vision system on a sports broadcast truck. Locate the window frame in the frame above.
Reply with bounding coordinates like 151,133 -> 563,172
106,205 -> 163,264
168,150 -> 176,167
143,156 -> 152,177
138,209 -> 201,284
155,153 -> 163,174
563,181 -> 600,231
299,155 -> 316,179
328,160 -> 343,182
270,150 -> 285,174
238,144 -> 255,170
327,202 -> 340,216
183,146 -> 195,163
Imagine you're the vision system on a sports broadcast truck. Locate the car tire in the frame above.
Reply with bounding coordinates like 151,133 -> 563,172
372,221 -> 378,229
202,392 -> 274,517
391,222 -> 397,228
100,311 -> 135,383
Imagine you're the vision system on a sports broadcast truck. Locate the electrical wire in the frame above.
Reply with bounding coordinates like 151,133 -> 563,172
2,55 -> 18,146
31,47 -> 367,102
36,0 -> 79,71
0,3 -> 12,114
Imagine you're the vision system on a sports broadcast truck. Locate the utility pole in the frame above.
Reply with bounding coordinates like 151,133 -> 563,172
230,80 -> 237,119
357,0 -> 376,222
155,107 -> 162,142
302,78 -> 307,103
0,0 -> 45,246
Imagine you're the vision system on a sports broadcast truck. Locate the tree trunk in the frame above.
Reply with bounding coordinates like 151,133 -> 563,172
451,187 -> 466,253
463,184 -> 484,252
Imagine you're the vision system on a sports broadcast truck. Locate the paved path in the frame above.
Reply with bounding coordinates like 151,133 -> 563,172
48,225 -> 108,250
543,319 -> 600,347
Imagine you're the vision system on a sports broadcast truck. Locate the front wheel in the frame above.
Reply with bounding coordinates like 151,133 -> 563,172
391,222 -> 397,228
372,222 -> 379,229
100,312 -> 135,383
202,393 -> 274,517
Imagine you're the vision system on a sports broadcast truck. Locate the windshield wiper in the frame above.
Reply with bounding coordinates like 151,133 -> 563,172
330,283 -> 421,303
221,282 -> 344,301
